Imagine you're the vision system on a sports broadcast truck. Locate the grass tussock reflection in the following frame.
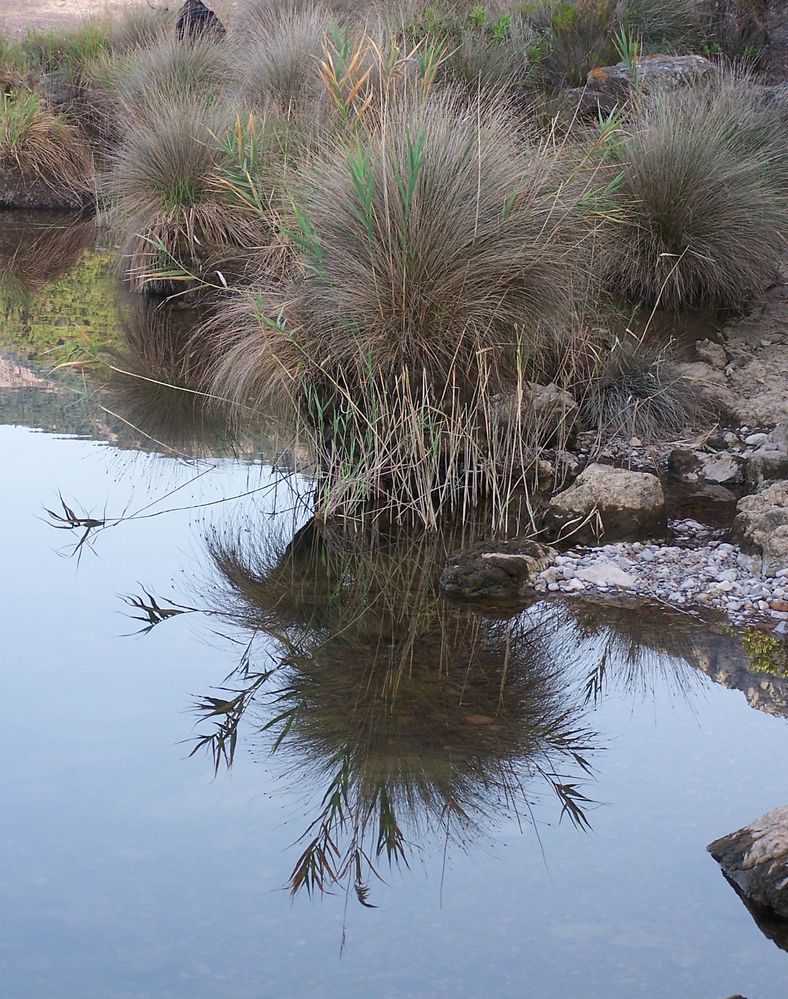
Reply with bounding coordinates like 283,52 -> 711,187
195,520 -> 597,905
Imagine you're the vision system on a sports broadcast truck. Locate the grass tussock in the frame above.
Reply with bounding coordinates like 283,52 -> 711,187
0,90 -> 93,205
206,90 -> 607,525
105,97 -> 281,292
578,334 -> 716,442
235,1 -> 334,113
605,74 -> 787,309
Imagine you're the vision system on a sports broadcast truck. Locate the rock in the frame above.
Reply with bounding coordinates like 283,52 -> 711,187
439,540 -> 555,601
667,447 -> 702,479
495,382 -> 578,447
545,464 -> 666,544
176,0 -> 226,41
695,338 -> 727,368
708,805 -> 788,920
550,85 -> 619,123
586,54 -> 714,100
673,360 -> 737,418
702,453 -> 746,487
745,433 -> 770,447
573,563 -> 636,588
723,300 -> 788,426
732,482 -> 788,576
770,422 -> 788,449
667,448 -> 745,487
746,444 -> 788,489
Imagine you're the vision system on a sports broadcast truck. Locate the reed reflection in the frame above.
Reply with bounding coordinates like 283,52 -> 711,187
193,520 -> 597,905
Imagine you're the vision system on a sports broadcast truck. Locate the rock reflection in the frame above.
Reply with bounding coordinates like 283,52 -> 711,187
196,520 -> 597,904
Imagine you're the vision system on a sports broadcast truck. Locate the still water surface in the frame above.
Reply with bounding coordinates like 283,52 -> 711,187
1,215 -> 788,999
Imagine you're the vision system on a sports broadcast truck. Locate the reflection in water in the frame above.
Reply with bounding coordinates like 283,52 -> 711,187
192,521 -> 597,905
562,602 -> 706,705
0,211 -> 96,319
98,296 -> 236,459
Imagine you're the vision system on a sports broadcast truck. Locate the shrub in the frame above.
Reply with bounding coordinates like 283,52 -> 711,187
207,91 -> 601,524
84,34 -> 233,146
104,97 -> 280,292
579,335 -> 715,442
21,22 -> 110,83
446,12 -> 538,92
114,35 -> 231,115
105,4 -> 176,52
282,93 -> 588,387
698,0 -> 770,64
620,0 -> 703,50
0,89 -> 93,206
605,75 -> 787,310
531,0 -> 618,87
235,1 -> 333,112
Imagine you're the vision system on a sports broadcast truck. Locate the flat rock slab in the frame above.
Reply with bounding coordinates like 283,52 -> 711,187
708,805 -> 788,920
586,54 -> 714,96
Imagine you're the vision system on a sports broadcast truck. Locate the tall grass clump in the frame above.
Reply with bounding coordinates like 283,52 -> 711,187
605,75 -> 788,310
578,334 -> 715,442
105,96 -> 281,293
0,90 -> 93,206
208,91 -> 602,525
235,1 -> 334,113
87,34 -> 232,143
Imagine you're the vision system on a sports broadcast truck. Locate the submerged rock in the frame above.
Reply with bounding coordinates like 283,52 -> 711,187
439,541 -> 554,601
733,482 -> 788,576
708,806 -> 788,921
545,464 -> 666,544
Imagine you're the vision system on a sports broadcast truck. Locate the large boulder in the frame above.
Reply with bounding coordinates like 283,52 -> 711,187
708,806 -> 788,921
439,540 -> 554,602
545,463 -> 666,544
586,54 -> 714,100
732,481 -> 788,576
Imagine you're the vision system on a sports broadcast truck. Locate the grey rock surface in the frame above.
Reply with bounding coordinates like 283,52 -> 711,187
708,805 -> 788,920
733,482 -> 788,576
546,464 -> 666,544
586,53 -> 714,98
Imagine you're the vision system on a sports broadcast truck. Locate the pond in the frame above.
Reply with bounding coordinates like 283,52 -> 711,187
1,214 -> 787,999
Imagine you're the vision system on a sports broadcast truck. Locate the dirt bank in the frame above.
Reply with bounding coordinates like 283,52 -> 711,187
0,0 -> 236,37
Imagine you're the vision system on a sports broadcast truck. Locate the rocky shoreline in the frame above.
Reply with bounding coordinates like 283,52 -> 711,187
532,525 -> 788,630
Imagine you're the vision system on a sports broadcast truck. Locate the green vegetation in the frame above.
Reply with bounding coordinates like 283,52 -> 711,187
605,75 -> 787,309
0,0 -> 785,523
0,89 -> 93,206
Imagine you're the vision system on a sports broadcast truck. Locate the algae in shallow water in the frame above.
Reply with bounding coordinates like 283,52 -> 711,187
737,627 -> 788,678
0,248 -> 119,366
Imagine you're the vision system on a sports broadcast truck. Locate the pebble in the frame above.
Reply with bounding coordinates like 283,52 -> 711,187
533,519 -> 788,629
745,433 -> 769,446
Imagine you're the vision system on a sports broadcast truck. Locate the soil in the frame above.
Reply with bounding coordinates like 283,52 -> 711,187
0,0 -> 236,37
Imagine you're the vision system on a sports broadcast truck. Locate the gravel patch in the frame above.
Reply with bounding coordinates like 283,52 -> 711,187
534,518 -> 788,631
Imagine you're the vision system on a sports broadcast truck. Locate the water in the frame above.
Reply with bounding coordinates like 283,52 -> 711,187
1,216 -> 788,999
